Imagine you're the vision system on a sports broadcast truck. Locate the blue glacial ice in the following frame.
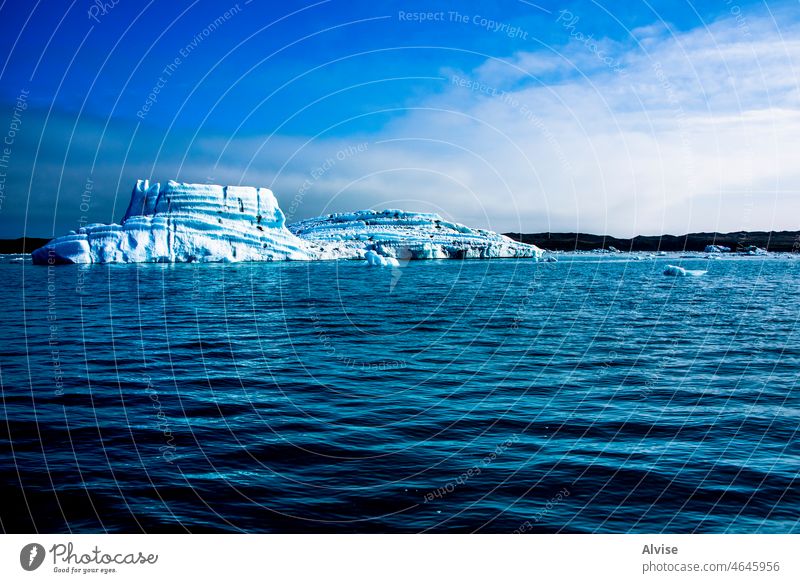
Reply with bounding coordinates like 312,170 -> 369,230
364,249 -> 401,267
289,209 -> 542,261
32,180 -> 310,265
32,181 -> 542,265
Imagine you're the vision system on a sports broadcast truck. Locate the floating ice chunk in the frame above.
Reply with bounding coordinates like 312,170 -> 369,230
704,245 -> 730,253
663,265 -> 707,277
663,265 -> 685,276
743,245 -> 768,256
364,250 -> 400,267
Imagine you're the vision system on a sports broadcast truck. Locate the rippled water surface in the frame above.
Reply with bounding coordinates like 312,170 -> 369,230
1,255 -> 798,532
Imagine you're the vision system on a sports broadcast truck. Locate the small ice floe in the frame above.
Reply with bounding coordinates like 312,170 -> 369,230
704,244 -> 730,253
543,255 -> 558,263
742,245 -> 768,256
0,254 -> 29,264
663,264 -> 707,277
364,250 -> 400,267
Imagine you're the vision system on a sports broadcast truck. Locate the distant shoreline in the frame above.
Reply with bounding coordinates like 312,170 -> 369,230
0,237 -> 52,254
2,230 -> 799,255
505,230 -> 800,252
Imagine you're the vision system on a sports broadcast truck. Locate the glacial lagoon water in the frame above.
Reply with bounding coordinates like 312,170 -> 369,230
0,254 -> 798,533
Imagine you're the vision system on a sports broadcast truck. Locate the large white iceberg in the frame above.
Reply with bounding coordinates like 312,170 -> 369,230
32,180 -> 311,264
32,181 -> 541,265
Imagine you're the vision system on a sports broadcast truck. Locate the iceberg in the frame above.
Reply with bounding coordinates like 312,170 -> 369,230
32,180 -> 312,265
289,209 -> 542,261
32,181 -> 542,265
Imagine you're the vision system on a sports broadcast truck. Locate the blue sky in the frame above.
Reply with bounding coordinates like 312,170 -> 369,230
1,0 -> 798,237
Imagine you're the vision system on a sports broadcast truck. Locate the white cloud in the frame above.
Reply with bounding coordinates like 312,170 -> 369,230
7,8 -> 800,238
276,7 -> 800,236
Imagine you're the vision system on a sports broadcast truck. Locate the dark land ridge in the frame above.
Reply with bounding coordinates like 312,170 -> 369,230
1,231 -> 799,254
504,230 -> 800,252
0,238 -> 51,254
